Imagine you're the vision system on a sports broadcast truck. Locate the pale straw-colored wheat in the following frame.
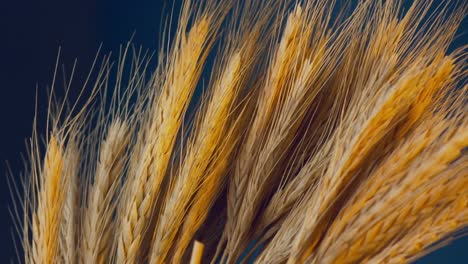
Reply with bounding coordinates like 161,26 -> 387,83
82,120 -> 129,263
60,140 -> 80,264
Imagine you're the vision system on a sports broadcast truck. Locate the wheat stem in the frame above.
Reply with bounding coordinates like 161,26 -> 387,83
190,241 -> 205,264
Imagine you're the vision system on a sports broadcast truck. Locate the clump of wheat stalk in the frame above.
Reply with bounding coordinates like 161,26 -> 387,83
10,0 -> 467,263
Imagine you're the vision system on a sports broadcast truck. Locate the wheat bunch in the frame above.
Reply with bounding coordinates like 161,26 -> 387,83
11,0 -> 467,263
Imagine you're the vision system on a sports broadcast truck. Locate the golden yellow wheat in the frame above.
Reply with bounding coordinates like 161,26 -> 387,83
12,0 -> 467,263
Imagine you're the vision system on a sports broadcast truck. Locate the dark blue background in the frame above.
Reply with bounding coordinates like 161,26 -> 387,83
0,0 -> 466,262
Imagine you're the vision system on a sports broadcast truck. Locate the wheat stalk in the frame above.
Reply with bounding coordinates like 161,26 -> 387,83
189,241 -> 205,264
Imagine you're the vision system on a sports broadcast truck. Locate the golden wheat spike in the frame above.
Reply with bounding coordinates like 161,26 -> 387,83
150,52 -> 242,264
224,6 -> 305,262
312,116 -> 462,261
116,15 -> 212,264
233,0 -> 358,243
227,4 -> 304,218
255,0 -> 373,235
396,56 -> 456,139
257,139 -> 332,233
312,82 -> 467,261
32,136 -> 65,263
229,57 -> 327,260
254,193 -> 309,264
325,119 -> 447,237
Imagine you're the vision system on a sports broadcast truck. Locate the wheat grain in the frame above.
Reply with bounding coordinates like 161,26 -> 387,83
289,65 -> 427,262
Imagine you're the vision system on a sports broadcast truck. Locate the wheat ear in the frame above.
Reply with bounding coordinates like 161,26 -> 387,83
254,196 -> 308,264
224,6 -> 304,262
60,141 -> 80,264
256,0 -> 372,232
117,15 -> 212,263
32,136 -> 65,263
168,52 -> 246,263
150,51 -> 242,263
82,120 -> 129,263
227,4 -> 304,217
